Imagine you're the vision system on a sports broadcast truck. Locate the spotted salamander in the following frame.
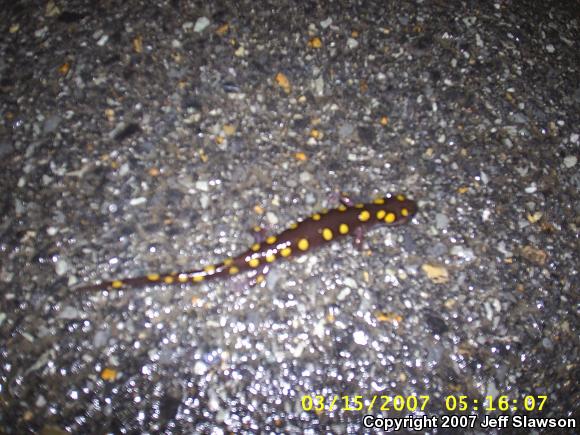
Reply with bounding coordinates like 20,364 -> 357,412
78,193 -> 417,291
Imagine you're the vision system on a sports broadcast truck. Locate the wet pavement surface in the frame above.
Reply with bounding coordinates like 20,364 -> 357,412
1,0 -> 578,433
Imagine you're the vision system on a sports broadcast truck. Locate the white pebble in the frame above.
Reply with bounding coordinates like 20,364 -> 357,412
347,38 -> 359,49
524,183 -> 537,193
193,17 -> 210,33
96,34 -> 109,46
480,170 -> 489,184
193,361 -> 207,375
58,305 -> 81,319
563,155 -> 577,168
337,287 -> 351,301
129,197 -> 147,206
299,171 -> 312,183
320,17 -> 333,28
343,277 -> 357,288
195,180 -> 209,191
450,245 -> 476,261
313,319 -> 325,339
266,211 -> 278,225
199,193 -> 210,209
353,330 -> 368,345
55,259 -> 69,276
119,163 -> 130,176
36,395 -> 47,408
435,213 -> 449,229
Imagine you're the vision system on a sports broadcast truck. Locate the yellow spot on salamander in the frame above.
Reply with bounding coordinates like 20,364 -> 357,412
289,222 -> 299,229
111,280 -> 123,289
355,203 -> 364,208
192,274 -> 205,282
266,235 -> 277,244
322,228 -> 333,241
280,247 -> 292,257
385,212 -> 396,223
255,274 -> 265,284
147,273 -> 160,281
401,208 -> 409,217
338,204 -> 348,212
248,258 -> 260,268
251,243 -> 261,252
204,265 -> 216,274
229,266 -> 239,275
223,258 -> 234,266
312,213 -> 321,221
396,194 -> 406,201
376,210 -> 386,220
178,274 -> 188,283
358,210 -> 370,222
297,238 -> 309,251
164,275 -> 174,284
373,198 -> 385,205
266,253 -> 276,263
339,223 -> 349,234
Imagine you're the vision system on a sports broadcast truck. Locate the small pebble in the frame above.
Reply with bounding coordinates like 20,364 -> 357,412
320,17 -> 332,28
347,37 -> 359,49
563,155 -> 577,168
55,259 -> 69,276
353,330 -> 368,345
194,17 -> 210,33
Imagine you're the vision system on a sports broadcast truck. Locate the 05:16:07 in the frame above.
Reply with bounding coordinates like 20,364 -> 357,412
445,395 -> 547,412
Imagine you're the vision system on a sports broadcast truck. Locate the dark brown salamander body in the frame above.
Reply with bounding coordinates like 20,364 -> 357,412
78,194 -> 417,291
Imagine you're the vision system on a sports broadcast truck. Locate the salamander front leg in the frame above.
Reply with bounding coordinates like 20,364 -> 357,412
228,263 -> 270,295
328,190 -> 354,207
247,263 -> 270,287
251,225 -> 267,244
339,193 -> 355,207
352,226 -> 366,251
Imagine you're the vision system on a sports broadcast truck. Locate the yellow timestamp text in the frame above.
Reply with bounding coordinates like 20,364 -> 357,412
301,394 -> 549,413
301,395 -> 430,413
